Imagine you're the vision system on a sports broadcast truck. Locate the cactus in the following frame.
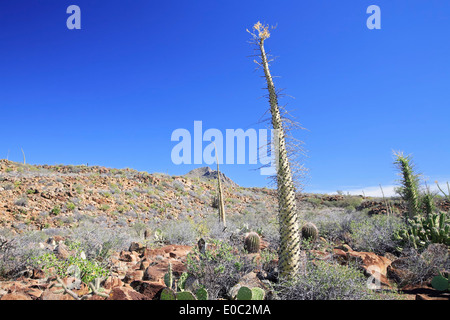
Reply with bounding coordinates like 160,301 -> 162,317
50,276 -> 109,300
176,291 -> 197,300
160,287 -> 177,300
301,222 -> 319,242
248,22 -> 301,280
251,287 -> 266,300
431,273 -> 449,292
393,212 -> 449,250
393,151 -> 421,218
435,181 -> 450,201
161,288 -> 207,301
178,272 -> 189,291
196,287 -> 208,300
244,232 -> 261,253
236,286 -> 253,300
236,286 -> 265,300
422,193 -> 436,217
212,142 -> 226,229
164,262 -> 173,289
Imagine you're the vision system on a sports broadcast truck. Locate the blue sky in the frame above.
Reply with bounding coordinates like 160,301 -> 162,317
1,1 -> 449,195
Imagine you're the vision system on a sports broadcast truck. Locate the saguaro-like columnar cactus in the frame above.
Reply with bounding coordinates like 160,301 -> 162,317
248,22 -> 300,279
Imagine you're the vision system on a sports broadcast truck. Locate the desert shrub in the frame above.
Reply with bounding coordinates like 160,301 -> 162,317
350,215 -> 404,254
185,239 -> 255,300
0,230 -> 46,279
273,260 -> 395,300
393,244 -> 449,286
66,222 -> 135,262
14,196 -> 28,207
159,219 -> 197,245
31,250 -> 109,284
322,196 -> 364,211
304,209 -> 364,243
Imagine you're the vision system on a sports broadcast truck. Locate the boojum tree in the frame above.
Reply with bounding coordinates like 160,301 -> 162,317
247,22 -> 301,279
213,142 -> 226,229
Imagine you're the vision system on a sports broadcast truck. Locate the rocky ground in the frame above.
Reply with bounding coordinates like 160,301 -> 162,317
0,160 -> 448,300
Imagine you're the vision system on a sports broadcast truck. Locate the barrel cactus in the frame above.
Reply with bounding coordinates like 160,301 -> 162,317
244,232 -> 261,253
301,222 -> 319,242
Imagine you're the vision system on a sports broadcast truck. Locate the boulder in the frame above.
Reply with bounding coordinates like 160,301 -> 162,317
107,286 -> 149,300
130,280 -> 165,300
0,292 -> 32,300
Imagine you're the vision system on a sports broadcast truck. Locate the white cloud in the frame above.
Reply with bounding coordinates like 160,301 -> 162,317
309,178 -> 450,198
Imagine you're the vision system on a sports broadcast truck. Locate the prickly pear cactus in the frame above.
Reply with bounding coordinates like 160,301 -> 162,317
301,222 -> 319,242
431,274 -> 449,292
160,287 -> 176,300
196,288 -> 208,300
244,232 -> 261,253
176,291 -> 197,300
236,286 -> 253,300
251,287 -> 265,300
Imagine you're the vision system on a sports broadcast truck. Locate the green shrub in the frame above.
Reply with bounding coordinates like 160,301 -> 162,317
273,260 -> 400,300
32,252 -> 109,284
186,239 -> 255,300
51,206 -> 61,216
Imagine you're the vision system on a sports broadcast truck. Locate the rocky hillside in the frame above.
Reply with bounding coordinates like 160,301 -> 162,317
0,160 -> 448,301
0,160 -> 278,232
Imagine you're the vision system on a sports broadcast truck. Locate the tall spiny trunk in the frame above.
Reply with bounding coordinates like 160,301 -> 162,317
256,31 -> 300,279
213,142 -> 226,228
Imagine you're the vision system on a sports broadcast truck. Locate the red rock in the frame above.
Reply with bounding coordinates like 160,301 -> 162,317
31,268 -> 46,279
347,251 -> 392,276
39,290 -> 75,300
143,248 -> 169,259
139,259 -> 151,271
143,265 -> 166,282
130,280 -> 165,300
0,292 -> 32,300
107,287 -> 149,300
124,270 -> 144,283
102,276 -> 123,290
25,287 -> 43,300
119,251 -> 136,262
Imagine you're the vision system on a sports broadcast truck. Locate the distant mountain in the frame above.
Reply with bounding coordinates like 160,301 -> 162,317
184,166 -> 239,187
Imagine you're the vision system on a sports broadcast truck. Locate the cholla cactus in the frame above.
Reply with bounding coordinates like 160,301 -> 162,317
51,276 -> 109,300
164,262 -> 173,289
393,212 -> 449,249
